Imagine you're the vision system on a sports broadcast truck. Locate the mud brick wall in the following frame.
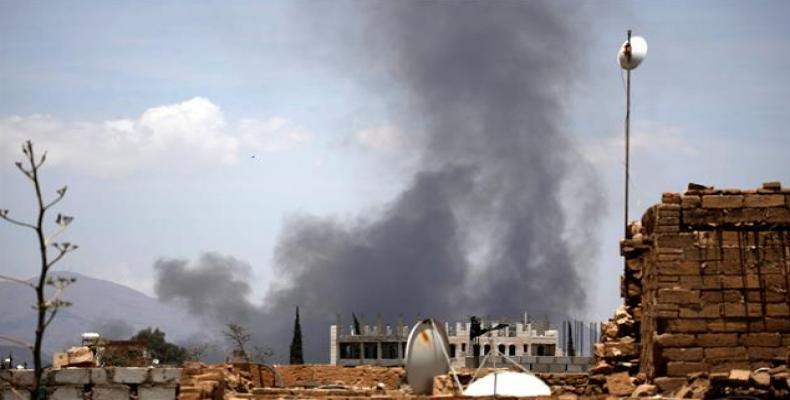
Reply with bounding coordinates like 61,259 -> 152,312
274,364 -> 404,389
623,183 -> 790,381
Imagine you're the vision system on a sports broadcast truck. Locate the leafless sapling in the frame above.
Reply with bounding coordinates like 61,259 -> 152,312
0,141 -> 77,399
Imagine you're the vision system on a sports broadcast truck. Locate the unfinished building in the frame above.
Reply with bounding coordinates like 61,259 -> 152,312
330,316 -> 594,372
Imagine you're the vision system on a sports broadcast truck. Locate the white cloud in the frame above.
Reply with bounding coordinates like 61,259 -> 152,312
582,122 -> 698,167
352,125 -> 408,152
238,117 -> 308,153
0,97 -> 308,176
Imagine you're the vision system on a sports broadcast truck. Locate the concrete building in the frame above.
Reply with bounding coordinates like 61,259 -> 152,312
330,318 -> 409,367
330,315 -> 594,372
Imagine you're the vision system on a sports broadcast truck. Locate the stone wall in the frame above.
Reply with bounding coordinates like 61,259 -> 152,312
0,367 -> 180,400
619,182 -> 790,384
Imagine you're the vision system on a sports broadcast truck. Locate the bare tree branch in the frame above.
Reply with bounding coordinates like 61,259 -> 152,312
0,274 -> 35,289
44,288 -> 65,308
35,151 -> 47,169
43,276 -> 74,308
0,211 -> 37,230
14,161 -> 33,180
45,226 -> 66,246
5,141 -> 75,395
44,187 -> 68,211
45,214 -> 74,245
47,243 -> 79,268
43,307 -> 59,329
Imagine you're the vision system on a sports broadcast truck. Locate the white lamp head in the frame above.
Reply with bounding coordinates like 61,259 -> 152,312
618,35 -> 648,70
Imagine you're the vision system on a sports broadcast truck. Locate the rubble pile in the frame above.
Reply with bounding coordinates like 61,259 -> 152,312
593,305 -> 639,376
180,362 -> 259,400
652,366 -> 789,399
538,372 -> 603,397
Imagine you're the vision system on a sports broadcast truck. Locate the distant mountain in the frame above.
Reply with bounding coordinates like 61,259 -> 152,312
0,272 -> 207,361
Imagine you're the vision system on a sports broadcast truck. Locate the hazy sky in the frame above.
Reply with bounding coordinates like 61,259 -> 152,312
1,0 -> 789,323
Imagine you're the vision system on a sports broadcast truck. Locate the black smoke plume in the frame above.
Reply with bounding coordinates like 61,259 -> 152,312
154,1 -> 602,362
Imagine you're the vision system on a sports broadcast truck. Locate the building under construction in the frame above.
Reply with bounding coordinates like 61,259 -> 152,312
329,315 -> 596,372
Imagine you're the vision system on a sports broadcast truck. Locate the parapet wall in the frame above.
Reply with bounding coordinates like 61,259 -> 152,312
0,367 -> 180,400
620,182 -> 790,386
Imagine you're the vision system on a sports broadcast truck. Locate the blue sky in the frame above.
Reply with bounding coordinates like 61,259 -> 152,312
1,0 -> 789,322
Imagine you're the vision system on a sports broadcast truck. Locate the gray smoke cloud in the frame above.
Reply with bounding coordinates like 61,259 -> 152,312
90,318 -> 135,340
154,253 -> 258,324
154,1 -> 603,362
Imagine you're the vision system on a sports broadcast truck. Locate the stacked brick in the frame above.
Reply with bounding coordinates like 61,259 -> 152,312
178,363 -> 405,400
592,220 -> 647,380
593,304 -> 639,375
659,366 -> 790,399
179,363 -> 233,400
274,364 -> 403,389
620,182 -> 790,395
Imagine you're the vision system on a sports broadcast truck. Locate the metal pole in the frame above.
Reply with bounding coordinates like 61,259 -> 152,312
624,30 -> 632,238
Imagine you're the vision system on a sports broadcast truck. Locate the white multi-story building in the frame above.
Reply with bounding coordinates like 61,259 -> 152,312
444,320 -> 559,368
330,316 -> 567,369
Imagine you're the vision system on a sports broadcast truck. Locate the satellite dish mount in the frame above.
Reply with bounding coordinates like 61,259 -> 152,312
617,30 -> 647,237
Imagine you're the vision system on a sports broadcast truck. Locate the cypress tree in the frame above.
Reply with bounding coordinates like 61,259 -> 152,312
289,306 -> 304,364
566,321 -> 576,357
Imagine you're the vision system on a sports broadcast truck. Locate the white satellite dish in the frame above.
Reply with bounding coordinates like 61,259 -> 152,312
617,35 -> 648,70
404,319 -> 451,395
463,371 -> 552,397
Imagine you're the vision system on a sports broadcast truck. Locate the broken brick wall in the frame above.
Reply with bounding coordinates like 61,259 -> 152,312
622,183 -> 790,381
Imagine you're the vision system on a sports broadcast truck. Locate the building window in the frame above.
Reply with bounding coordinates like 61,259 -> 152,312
461,343 -> 466,353
363,342 -> 378,359
381,342 -> 399,359
401,342 -> 407,356
340,343 -> 360,359
509,345 -> 516,356
449,344 -> 456,358
484,345 -> 491,355
536,345 -> 545,356
473,344 -> 480,357
498,344 -> 505,354
523,344 -> 528,354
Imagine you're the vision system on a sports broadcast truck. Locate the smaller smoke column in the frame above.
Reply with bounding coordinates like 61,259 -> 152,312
90,318 -> 134,340
154,253 -> 259,325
